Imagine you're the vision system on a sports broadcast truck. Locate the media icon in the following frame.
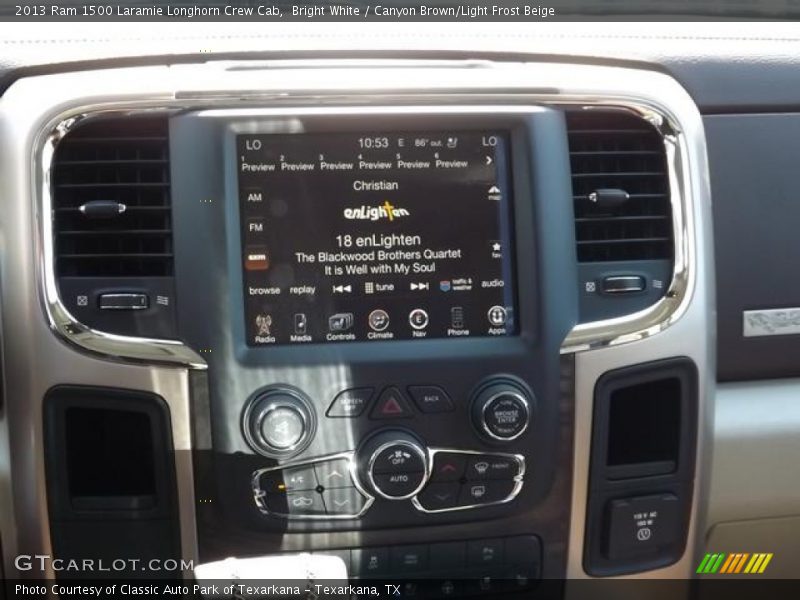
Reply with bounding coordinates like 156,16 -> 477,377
328,313 -> 354,332
294,313 -> 307,335
409,308 -> 429,330
487,306 -> 507,327
450,306 -> 465,329
368,309 -> 390,332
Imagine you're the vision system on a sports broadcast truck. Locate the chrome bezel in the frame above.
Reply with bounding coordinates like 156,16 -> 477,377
411,448 -> 526,514
242,387 -> 317,459
251,452 -> 375,520
479,390 -> 531,442
34,63 -> 695,366
251,446 -> 526,520
366,439 -> 429,501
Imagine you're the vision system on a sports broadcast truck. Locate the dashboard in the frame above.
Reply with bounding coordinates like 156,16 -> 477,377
2,23 -> 798,597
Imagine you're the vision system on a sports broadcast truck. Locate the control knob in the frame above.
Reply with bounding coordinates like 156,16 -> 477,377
358,430 -> 429,500
243,387 -> 316,458
471,379 -> 533,442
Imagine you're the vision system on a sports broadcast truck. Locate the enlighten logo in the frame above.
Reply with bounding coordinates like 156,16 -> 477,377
343,201 -> 410,222
696,552 -> 773,574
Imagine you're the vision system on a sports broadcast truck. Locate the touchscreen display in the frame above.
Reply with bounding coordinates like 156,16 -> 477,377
237,130 -> 517,346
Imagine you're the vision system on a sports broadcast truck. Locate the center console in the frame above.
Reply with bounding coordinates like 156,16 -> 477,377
171,109 -> 577,581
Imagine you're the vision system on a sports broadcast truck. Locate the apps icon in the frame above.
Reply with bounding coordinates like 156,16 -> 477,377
487,306 -> 507,327
368,309 -> 390,332
294,313 -> 307,335
328,313 -> 354,332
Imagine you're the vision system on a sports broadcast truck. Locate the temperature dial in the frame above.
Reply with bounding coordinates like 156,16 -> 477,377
358,430 -> 429,500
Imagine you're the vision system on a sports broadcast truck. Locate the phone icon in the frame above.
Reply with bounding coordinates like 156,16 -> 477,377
451,306 -> 465,329
294,313 -> 307,335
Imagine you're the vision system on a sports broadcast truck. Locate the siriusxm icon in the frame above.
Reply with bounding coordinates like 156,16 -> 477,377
328,313 -> 354,332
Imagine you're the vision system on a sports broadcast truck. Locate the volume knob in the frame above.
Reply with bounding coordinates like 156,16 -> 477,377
243,387 -> 316,458
471,379 -> 532,442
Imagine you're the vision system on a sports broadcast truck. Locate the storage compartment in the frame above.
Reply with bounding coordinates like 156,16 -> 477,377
44,386 -> 181,579
584,358 -> 698,576
65,406 -> 157,510
606,377 -> 681,479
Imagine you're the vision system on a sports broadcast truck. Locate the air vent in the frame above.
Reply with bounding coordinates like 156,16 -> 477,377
52,116 -> 173,277
567,110 -> 672,263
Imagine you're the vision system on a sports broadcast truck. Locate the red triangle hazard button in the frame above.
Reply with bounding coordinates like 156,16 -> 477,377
370,387 -> 413,419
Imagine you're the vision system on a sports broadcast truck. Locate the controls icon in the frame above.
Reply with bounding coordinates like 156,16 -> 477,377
451,306 -> 465,329
410,282 -> 429,291
256,314 -> 273,336
329,313 -> 354,332
409,308 -> 429,330
245,246 -> 270,271
293,313 -> 307,335
333,284 -> 352,294
369,309 -> 390,332
487,306 -> 507,327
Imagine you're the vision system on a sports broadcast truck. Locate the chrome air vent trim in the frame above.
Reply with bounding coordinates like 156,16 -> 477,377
33,62 -> 698,365
40,110 -> 205,370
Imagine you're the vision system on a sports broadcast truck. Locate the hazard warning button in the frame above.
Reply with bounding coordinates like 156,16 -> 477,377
370,386 -> 414,420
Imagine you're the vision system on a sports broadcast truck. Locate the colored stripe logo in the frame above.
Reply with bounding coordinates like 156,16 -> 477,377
697,552 -> 773,574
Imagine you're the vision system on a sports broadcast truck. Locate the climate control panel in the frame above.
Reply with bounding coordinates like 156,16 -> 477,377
252,444 -> 525,520
245,379 -> 533,520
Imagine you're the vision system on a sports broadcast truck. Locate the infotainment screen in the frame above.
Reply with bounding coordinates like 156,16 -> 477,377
237,130 -> 517,346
